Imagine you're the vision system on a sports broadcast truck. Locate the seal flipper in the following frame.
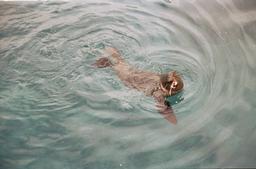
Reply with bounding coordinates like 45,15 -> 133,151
92,57 -> 112,68
153,90 -> 177,124
92,47 -> 123,68
156,103 -> 177,124
105,47 -> 124,63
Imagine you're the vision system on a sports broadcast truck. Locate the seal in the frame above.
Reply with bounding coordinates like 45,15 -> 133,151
92,47 -> 184,124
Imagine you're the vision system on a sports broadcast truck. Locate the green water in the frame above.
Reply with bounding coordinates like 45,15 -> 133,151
0,0 -> 256,168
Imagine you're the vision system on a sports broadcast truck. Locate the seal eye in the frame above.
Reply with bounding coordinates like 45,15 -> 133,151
167,79 -> 173,84
171,81 -> 178,89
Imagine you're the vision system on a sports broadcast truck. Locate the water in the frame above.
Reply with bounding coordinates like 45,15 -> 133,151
0,0 -> 256,168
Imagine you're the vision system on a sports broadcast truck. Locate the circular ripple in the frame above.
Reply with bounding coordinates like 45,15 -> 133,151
0,1 -> 255,169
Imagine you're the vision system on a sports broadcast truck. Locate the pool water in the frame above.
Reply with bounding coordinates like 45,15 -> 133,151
1,0 -> 256,168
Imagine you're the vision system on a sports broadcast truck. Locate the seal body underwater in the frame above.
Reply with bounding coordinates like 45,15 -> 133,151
93,47 -> 184,124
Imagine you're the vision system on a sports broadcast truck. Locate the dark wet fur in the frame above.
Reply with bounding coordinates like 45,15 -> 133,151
93,47 -> 183,124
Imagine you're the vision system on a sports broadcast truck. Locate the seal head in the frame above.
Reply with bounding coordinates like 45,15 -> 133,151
160,71 -> 184,96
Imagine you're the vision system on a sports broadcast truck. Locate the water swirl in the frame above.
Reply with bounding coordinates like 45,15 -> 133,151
0,0 -> 256,168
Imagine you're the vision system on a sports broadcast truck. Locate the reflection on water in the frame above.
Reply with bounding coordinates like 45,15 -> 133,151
0,0 -> 256,168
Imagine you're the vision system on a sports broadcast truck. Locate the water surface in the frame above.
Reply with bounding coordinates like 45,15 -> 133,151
1,0 -> 256,168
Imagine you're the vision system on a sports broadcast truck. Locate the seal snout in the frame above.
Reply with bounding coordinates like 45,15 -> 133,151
170,72 -> 183,95
162,71 -> 184,96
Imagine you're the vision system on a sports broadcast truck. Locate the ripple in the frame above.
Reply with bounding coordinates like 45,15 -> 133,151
0,1 -> 256,169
